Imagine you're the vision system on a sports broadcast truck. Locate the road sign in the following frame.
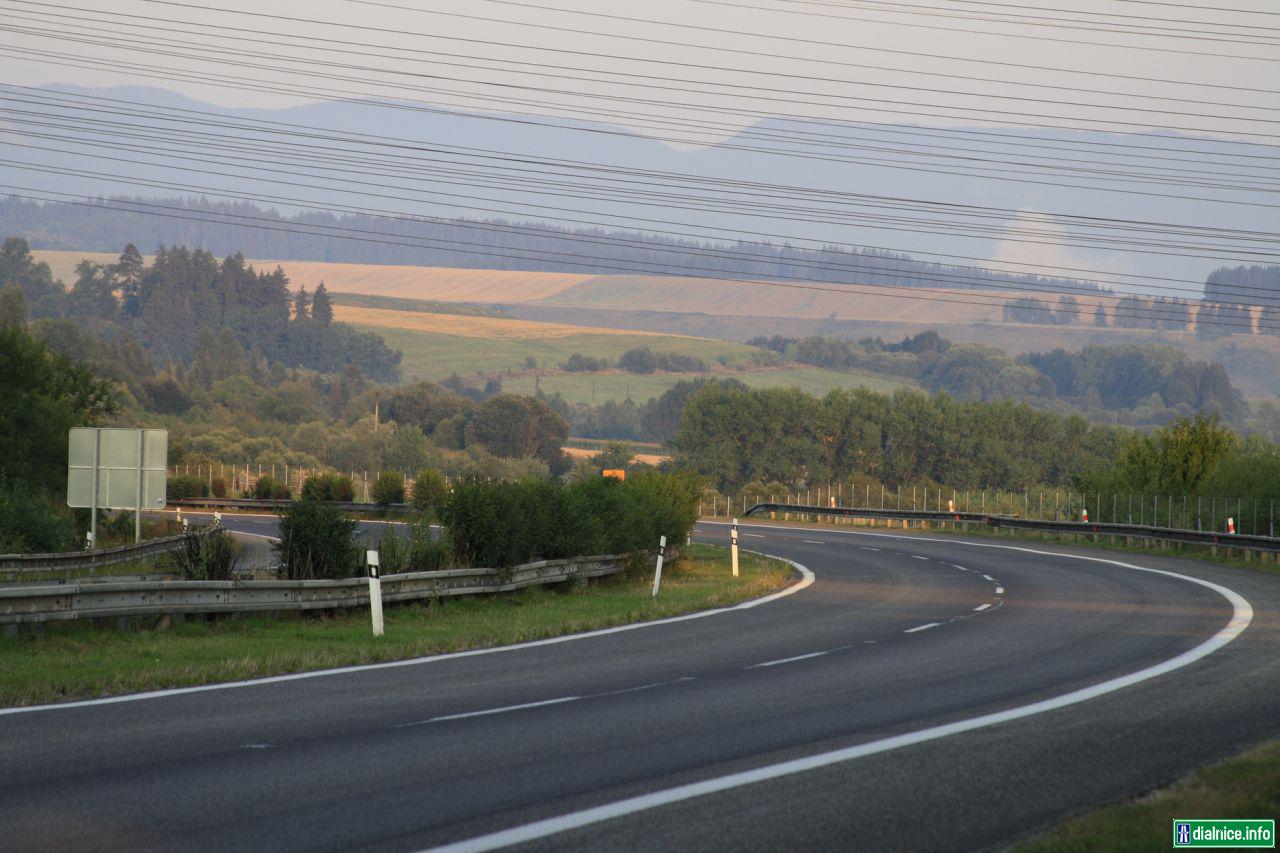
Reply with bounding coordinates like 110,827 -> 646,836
67,428 -> 168,545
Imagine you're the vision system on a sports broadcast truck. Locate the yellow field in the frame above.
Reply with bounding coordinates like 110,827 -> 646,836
331,305 -> 671,340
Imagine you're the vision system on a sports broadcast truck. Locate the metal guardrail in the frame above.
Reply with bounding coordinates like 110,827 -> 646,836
742,503 -> 1280,554
169,497 -> 410,513
0,554 -> 629,625
0,529 -> 216,578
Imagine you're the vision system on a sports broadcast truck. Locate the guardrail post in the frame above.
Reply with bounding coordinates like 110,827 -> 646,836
367,550 -> 384,637
651,535 -> 666,597
731,519 -> 739,579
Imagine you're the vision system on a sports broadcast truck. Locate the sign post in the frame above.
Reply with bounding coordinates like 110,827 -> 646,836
68,428 -> 167,545
731,518 -> 739,579
367,550 -> 385,637
651,535 -> 666,597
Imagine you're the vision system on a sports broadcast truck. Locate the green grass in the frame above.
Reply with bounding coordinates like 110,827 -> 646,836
501,365 -> 916,405
358,325 -> 760,382
1017,739 -> 1280,852
0,544 -> 791,707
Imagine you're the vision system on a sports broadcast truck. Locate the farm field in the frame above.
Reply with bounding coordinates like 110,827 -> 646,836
348,316 -> 761,382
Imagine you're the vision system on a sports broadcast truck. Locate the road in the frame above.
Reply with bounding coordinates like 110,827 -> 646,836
2,520 -> 1277,852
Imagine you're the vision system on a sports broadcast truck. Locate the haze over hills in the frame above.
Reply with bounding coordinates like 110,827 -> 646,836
4,84 -> 1272,290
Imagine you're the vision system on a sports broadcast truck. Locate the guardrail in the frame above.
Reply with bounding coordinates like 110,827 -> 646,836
741,503 -> 1280,555
168,497 -> 411,513
0,528 -> 216,580
0,554 -> 629,627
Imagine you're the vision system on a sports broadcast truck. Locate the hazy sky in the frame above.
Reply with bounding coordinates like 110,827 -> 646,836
3,0 -> 1277,144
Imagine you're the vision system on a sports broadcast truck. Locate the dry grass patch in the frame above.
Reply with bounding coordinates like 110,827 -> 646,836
332,305 -> 674,340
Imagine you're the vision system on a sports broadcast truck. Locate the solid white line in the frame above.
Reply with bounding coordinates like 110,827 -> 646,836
230,531 -> 280,542
0,552 -> 814,716
903,622 -> 942,633
748,651 -> 828,669
426,537 -> 1253,853
410,696 -> 581,726
973,604 -> 991,612
995,587 -> 1005,595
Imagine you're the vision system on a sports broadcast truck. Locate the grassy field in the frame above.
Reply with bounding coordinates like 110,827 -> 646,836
0,544 -> 791,707
500,365 -> 917,404
1018,739 -> 1280,852
354,322 -> 762,382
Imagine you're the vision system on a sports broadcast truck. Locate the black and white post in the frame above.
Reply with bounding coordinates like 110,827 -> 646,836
651,535 -> 667,598
731,518 -> 739,579
367,549 -> 385,637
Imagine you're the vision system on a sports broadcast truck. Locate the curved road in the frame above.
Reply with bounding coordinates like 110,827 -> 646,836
2,520 -> 1278,851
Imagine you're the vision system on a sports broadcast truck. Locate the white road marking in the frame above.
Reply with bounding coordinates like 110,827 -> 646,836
408,696 -> 581,726
859,547 -> 881,552
911,555 -> 929,561
744,533 -> 766,538
995,587 -> 1004,595
950,564 -> 968,571
429,530 -> 1253,853
241,743 -> 272,749
973,604 -> 991,612
802,540 -> 824,545
982,574 -> 995,581
748,651 -> 828,669
903,622 -> 942,633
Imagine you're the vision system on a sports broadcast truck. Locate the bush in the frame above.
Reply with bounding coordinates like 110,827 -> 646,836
301,471 -> 356,502
275,499 -> 358,579
411,468 -> 450,518
251,475 -> 291,500
170,527 -> 240,580
0,473 -> 74,553
167,474 -> 208,499
210,476 -> 228,498
442,471 -> 702,568
371,470 -> 405,506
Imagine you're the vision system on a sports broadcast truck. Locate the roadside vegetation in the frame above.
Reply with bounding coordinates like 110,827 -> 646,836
0,543 -> 791,706
1017,738 -> 1280,853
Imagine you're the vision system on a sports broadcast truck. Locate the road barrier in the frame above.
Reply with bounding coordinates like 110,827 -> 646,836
0,554 -> 629,628
0,528 -> 217,581
742,502 -> 1280,557
168,497 -> 411,513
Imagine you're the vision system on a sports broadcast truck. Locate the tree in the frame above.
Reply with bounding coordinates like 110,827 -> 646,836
113,243 -> 145,317
411,468 -> 450,517
312,282 -> 333,326
0,282 -> 25,328
466,394 -> 570,473
1093,304 -> 1108,327
617,346 -> 659,373
372,471 -> 406,506
294,286 -> 311,320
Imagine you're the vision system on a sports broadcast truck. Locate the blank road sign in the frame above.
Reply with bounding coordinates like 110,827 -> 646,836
67,428 -> 168,510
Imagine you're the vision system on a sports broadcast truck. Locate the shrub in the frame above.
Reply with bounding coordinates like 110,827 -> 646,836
251,475 -> 291,500
410,468 -> 450,518
372,470 -> 405,506
210,476 -> 228,498
170,527 -> 240,580
167,474 -> 208,499
301,471 -> 356,502
275,499 -> 358,579
0,473 -> 74,553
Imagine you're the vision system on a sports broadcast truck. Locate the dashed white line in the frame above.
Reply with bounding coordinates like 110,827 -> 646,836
859,547 -> 881,552
749,651 -> 828,669
995,587 -> 1004,595
973,604 -> 992,612
802,540 -> 824,545
744,533 -> 766,538
404,696 -> 581,726
903,622 -> 942,633
982,574 -> 996,582
950,564 -> 968,571
911,555 -> 929,561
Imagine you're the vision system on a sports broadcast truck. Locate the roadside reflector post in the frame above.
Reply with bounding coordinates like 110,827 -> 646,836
651,535 -> 667,597
1227,517 -> 1236,535
367,549 -> 385,637
213,511 -> 222,527
1081,507 -> 1089,523
731,518 -> 740,579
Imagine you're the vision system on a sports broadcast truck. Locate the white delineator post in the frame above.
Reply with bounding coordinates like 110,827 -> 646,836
367,549 -> 385,637
1081,508 -> 1089,523
731,518 -> 740,579
651,535 -> 667,597
1227,517 -> 1236,535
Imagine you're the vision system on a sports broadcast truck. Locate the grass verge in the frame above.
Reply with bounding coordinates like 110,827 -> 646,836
1016,738 -> 1280,852
0,544 -> 791,707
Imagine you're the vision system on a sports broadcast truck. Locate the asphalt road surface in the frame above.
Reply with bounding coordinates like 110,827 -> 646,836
2,520 -> 1277,852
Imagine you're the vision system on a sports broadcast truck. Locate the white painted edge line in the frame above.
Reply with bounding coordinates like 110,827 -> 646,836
229,531 -> 280,542
409,696 -> 581,726
973,604 -> 992,612
903,622 -> 942,633
0,549 -> 814,716
748,651 -> 828,669
425,525 -> 1253,853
